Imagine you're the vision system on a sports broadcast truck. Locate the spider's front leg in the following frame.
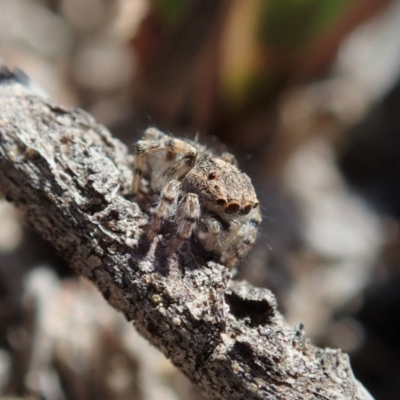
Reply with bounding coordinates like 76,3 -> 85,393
222,209 -> 262,268
132,131 -> 198,193
166,192 -> 200,256
147,179 -> 181,242
147,180 -> 200,255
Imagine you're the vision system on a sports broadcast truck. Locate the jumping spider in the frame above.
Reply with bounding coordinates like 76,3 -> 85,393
133,128 -> 261,267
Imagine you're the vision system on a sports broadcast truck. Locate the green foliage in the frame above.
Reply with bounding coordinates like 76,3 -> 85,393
151,0 -> 189,25
259,0 -> 351,48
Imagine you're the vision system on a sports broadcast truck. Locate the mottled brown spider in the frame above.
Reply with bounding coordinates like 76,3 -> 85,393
133,128 -> 261,267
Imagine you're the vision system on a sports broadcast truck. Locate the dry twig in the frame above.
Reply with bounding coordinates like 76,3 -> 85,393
0,70 -> 374,400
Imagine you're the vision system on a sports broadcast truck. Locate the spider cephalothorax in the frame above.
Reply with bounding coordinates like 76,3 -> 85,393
133,128 -> 261,267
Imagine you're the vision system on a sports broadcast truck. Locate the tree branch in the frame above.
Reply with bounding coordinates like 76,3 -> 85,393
0,70 -> 373,400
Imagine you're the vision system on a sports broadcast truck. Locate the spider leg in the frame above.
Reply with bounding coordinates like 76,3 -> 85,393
133,133 -> 167,193
133,135 -> 198,193
143,127 -> 168,140
166,193 -> 200,256
196,216 -> 226,253
222,209 -> 261,268
152,153 -> 197,191
133,147 -> 145,193
220,151 -> 238,167
147,180 -> 181,242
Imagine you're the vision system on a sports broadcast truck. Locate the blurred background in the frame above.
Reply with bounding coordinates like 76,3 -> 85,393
1,0 -> 400,398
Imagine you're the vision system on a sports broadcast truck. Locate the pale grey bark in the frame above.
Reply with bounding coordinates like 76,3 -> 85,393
0,70 -> 374,400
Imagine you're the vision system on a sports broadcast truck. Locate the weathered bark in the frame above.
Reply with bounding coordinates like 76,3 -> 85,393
0,69 -> 374,400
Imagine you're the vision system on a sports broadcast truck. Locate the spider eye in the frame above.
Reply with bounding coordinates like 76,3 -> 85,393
242,204 -> 252,214
225,202 -> 240,214
208,172 -> 217,180
216,198 -> 226,206
253,202 -> 259,208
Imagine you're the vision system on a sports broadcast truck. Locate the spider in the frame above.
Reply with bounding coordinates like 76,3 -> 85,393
132,128 -> 261,267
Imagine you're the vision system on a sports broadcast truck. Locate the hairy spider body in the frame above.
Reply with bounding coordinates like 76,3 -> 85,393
133,128 -> 261,267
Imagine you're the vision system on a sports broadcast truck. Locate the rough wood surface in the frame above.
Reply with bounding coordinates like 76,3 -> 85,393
0,70 -> 374,400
